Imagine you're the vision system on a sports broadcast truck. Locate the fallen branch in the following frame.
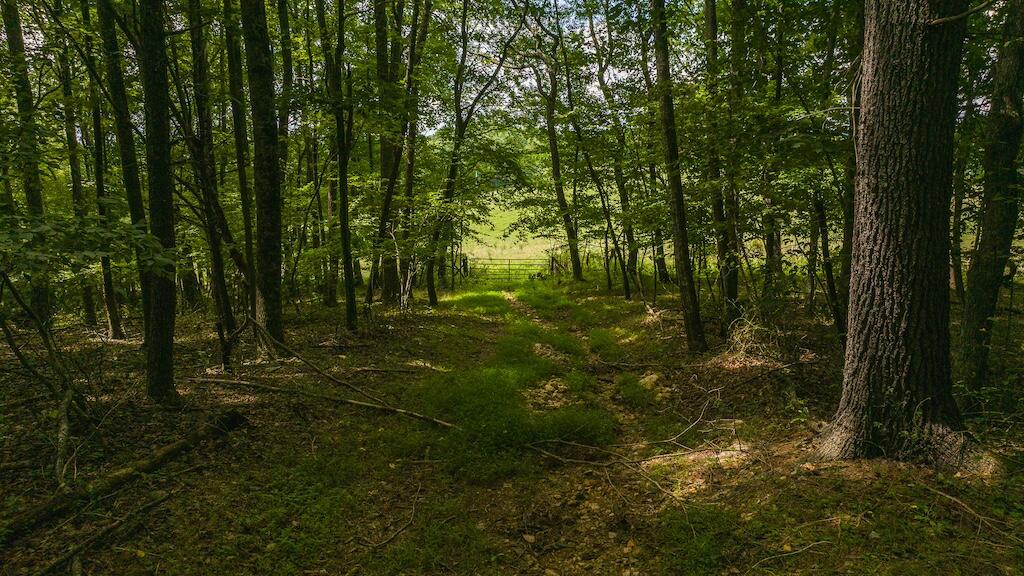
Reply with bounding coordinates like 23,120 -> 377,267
189,377 -> 455,429
249,319 -> 388,405
34,491 -> 175,576
0,410 -> 245,547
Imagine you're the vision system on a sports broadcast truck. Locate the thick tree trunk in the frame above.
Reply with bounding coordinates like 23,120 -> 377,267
3,0 -> 50,321
137,0 -> 177,403
223,0 -> 258,326
240,0 -> 284,345
961,0 -> 1024,393
819,0 -> 972,468
651,0 -> 706,353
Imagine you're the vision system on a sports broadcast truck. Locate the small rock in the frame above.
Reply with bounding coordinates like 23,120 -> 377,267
523,533 -> 536,543
639,373 -> 661,389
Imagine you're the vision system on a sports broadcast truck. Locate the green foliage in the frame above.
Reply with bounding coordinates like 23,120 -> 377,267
615,372 -> 654,409
587,328 -> 624,362
444,291 -> 513,316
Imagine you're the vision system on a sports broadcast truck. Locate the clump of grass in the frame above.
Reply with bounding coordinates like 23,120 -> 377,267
516,283 -> 573,319
656,505 -> 737,575
444,291 -> 512,315
535,406 -> 617,446
416,367 -> 617,482
588,328 -> 624,362
616,372 -> 654,409
507,320 -> 584,358
564,370 -> 598,395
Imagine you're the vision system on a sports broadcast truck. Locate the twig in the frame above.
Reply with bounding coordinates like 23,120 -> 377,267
744,540 -> 831,574
34,491 -> 175,576
928,0 -> 997,26
370,483 -> 422,548
189,377 -> 456,429
55,387 -> 73,488
249,319 -> 388,405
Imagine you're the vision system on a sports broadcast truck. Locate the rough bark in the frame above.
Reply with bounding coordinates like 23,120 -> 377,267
961,0 -> 1024,392
819,0 -> 973,468
651,0 -> 707,352
137,0 -> 177,404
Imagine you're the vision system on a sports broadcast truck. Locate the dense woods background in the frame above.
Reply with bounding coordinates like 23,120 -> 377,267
1,0 -> 1023,573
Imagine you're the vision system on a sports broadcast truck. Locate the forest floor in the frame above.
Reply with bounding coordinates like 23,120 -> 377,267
2,279 -> 1024,575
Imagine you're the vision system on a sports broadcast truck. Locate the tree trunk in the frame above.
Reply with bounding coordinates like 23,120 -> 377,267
97,0 -> 150,334
56,0 -> 97,327
79,0 -> 125,339
277,0 -> 293,171
961,0 -> 1024,393
137,0 -> 177,403
240,0 -> 284,346
651,0 -> 706,352
223,0 -> 258,326
705,0 -> 739,335
539,67 -> 584,282
819,0 -> 972,468
3,0 -> 49,321
188,0 -> 237,367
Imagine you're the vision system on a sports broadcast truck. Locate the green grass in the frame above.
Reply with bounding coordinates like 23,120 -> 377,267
588,328 -> 624,362
443,291 -> 513,316
616,372 -> 655,409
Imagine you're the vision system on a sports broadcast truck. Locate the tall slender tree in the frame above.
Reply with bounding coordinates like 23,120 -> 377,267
240,0 -> 284,345
3,0 -> 50,321
97,0 -> 151,336
651,0 -> 707,352
79,0 -> 125,339
961,0 -> 1024,393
